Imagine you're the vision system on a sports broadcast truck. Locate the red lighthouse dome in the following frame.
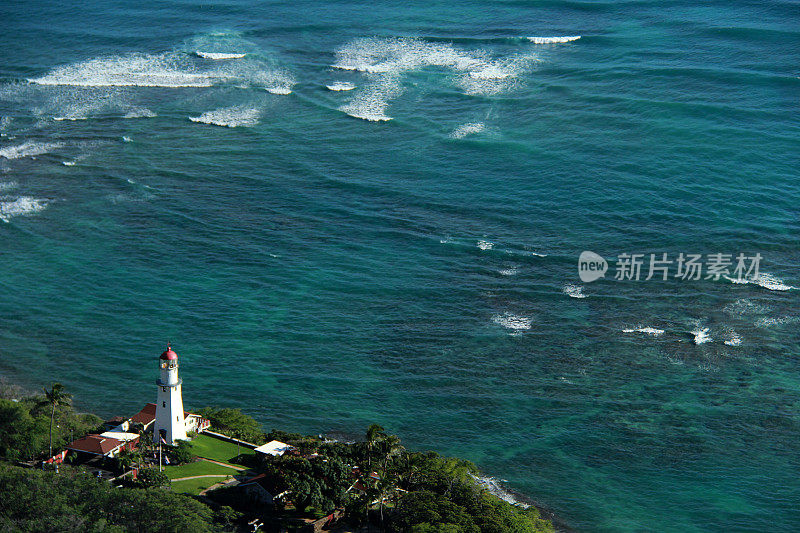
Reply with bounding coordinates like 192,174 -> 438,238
160,346 -> 178,360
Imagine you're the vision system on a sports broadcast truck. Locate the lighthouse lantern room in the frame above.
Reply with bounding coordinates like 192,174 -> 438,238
152,344 -> 187,445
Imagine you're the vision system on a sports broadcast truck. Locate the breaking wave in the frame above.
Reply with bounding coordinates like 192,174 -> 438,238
333,37 -> 537,120
195,51 -> 246,60
724,272 -> 796,291
691,327 -> 712,345
527,36 -> 581,44
450,122 -> 485,139
471,475 -> 530,509
189,106 -> 260,127
0,196 -> 49,222
492,312 -> 532,331
0,141 -> 64,160
326,82 -> 356,91
563,283 -> 587,299
622,326 -> 665,336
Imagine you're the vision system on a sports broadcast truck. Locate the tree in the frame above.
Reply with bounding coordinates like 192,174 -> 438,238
379,434 -> 404,474
133,467 -> 170,489
38,383 -> 72,459
365,424 -> 387,472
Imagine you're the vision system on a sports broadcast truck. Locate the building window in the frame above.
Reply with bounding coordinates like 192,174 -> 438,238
162,401 -> 166,408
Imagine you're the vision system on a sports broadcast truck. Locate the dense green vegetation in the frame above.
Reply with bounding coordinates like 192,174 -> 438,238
195,407 -> 264,443
0,382 -> 103,462
211,424 -> 554,533
0,464 -> 227,532
0,383 -> 555,532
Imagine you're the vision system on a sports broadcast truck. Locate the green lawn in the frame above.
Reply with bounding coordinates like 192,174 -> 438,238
163,459 -> 238,480
188,434 -> 255,464
170,476 -> 228,496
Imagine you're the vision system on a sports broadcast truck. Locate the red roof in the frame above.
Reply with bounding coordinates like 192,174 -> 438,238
131,403 -> 157,425
160,348 -> 178,360
67,435 -> 122,456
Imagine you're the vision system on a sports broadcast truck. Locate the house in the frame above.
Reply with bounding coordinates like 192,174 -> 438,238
253,440 -> 293,457
239,473 -> 276,505
66,434 -> 135,459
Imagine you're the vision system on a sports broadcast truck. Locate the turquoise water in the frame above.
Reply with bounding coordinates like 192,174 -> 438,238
1,1 -> 799,530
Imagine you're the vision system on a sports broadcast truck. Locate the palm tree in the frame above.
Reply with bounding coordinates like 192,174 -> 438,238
39,383 -> 72,459
379,435 -> 404,474
364,424 -> 386,472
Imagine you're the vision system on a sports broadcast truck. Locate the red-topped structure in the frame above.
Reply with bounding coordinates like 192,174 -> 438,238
160,346 -> 178,360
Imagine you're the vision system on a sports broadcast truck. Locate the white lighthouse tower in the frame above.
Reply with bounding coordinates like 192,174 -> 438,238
152,344 -> 187,445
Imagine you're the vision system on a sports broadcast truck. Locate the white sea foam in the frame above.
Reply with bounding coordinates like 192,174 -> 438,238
0,141 -> 64,160
723,298 -> 769,316
122,136 -> 133,142
339,74 -> 402,122
0,196 -> 49,222
326,82 -> 356,91
563,283 -> 586,299
0,181 -> 17,191
195,51 -> 246,60
723,331 -> 742,346
724,273 -> 796,291
498,267 -> 518,276
492,312 -> 532,331
333,37 -> 536,119
450,122 -> 485,139
477,240 -> 493,250
123,108 -> 156,119
755,316 -> 800,328
30,53 -> 215,87
471,475 -> 530,508
62,160 -> 76,166
265,86 -> 292,95
691,327 -> 712,345
29,51 -> 294,93
189,106 -> 260,127
622,327 -> 665,336
527,36 -> 581,44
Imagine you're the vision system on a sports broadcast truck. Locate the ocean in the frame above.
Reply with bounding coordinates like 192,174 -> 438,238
0,0 -> 798,530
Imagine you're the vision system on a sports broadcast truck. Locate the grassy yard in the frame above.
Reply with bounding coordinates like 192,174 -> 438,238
163,459 -> 238,480
189,433 -> 255,464
170,476 -> 229,496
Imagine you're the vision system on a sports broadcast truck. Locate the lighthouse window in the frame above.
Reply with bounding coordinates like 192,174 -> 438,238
162,387 -> 166,392
162,401 -> 166,408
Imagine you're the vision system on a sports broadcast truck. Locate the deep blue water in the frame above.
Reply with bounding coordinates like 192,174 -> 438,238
1,1 -> 799,530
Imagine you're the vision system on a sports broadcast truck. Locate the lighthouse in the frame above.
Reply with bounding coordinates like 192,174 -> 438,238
152,345 -> 187,445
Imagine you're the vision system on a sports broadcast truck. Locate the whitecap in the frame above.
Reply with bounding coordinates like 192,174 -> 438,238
724,273 -> 796,291
0,196 -> 49,222
563,283 -> 587,299
189,106 -> 260,127
498,267 -> 518,276
723,298 -> 768,316
527,36 -> 581,44
62,160 -> 76,166
326,82 -> 356,91
122,136 -> 133,142
0,181 -> 17,191
492,312 -> 532,331
622,327 -> 664,336
450,122 -> 485,139
691,327 -> 712,345
195,51 -> 246,60
265,87 -> 292,95
0,141 -> 64,160
123,108 -> 156,119
755,316 -> 800,328
477,240 -> 493,250
723,331 -> 742,346
30,53 -> 214,87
